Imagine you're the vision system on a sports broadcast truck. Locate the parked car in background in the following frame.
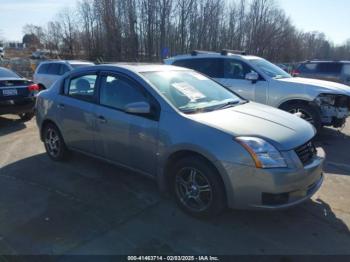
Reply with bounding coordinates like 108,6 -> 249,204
33,60 -> 94,90
165,50 -> 350,131
36,64 -> 324,217
275,63 -> 289,73
0,47 -> 4,59
0,67 -> 39,121
293,61 -> 350,86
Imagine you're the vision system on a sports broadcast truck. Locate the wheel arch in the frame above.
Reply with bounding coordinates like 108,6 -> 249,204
278,98 -> 314,109
161,149 -> 228,204
40,119 -> 61,141
38,83 -> 46,90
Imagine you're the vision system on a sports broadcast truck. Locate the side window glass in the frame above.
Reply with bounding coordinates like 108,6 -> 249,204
173,60 -> 190,68
59,65 -> 70,75
317,63 -> 342,74
100,75 -> 147,110
224,59 -> 252,79
38,64 -> 49,74
191,59 -> 224,78
343,65 -> 350,76
67,74 -> 97,102
47,63 -> 60,75
301,63 -> 317,73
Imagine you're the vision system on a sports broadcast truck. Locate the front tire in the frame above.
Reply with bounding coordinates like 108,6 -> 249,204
172,156 -> 226,218
280,102 -> 322,132
43,123 -> 68,161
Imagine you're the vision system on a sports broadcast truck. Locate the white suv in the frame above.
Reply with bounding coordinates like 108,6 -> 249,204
33,60 -> 94,90
165,50 -> 350,130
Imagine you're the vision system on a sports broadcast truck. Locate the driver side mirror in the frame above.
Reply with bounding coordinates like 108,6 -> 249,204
124,102 -> 151,115
245,72 -> 259,83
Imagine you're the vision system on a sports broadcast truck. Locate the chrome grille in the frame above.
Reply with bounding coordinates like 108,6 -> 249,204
295,140 -> 317,165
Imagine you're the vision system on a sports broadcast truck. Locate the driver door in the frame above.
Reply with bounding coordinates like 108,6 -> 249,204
94,72 -> 159,176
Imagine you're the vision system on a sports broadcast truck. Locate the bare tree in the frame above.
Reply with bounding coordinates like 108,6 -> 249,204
24,0 -> 350,63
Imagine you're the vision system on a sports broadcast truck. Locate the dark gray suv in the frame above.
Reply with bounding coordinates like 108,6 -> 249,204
294,61 -> 350,86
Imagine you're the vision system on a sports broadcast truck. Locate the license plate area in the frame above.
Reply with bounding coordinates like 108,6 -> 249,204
2,89 -> 18,96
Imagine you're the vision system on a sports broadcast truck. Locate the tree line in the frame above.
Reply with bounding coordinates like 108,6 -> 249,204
22,0 -> 350,63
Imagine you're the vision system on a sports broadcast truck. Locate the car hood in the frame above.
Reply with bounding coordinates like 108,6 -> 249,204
187,102 -> 315,151
278,77 -> 350,95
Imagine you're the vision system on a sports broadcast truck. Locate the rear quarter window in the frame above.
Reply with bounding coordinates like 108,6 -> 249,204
37,64 -> 49,74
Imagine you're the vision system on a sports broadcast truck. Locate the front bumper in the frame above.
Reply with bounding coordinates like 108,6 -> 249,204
220,147 -> 325,210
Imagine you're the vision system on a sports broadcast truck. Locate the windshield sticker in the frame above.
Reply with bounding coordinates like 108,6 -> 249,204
171,82 -> 206,101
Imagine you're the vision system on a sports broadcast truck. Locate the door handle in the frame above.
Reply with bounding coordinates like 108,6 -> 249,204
97,115 -> 107,124
57,103 -> 65,109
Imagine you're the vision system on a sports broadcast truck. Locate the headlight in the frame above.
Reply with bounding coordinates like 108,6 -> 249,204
315,94 -> 336,106
236,137 -> 287,168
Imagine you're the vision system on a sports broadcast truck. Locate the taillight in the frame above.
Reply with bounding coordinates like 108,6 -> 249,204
292,69 -> 300,77
28,84 -> 40,92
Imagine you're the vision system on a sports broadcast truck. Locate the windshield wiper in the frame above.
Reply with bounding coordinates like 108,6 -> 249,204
213,100 -> 240,110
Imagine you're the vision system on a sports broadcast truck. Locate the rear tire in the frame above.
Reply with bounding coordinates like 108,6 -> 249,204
280,102 -> 322,132
43,123 -> 68,161
19,112 -> 34,122
171,156 -> 226,218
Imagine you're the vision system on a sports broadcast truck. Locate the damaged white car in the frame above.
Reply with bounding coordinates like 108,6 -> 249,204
165,51 -> 350,131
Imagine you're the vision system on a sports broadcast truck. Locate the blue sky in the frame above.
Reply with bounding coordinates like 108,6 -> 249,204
278,0 -> 350,45
0,0 -> 349,45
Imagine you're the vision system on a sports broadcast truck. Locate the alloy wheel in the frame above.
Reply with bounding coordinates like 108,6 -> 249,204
45,128 -> 61,158
175,167 -> 213,212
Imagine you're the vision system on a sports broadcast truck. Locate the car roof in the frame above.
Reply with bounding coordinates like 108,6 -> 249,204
39,60 -> 94,65
97,63 -> 189,73
165,52 -> 261,62
302,60 -> 350,64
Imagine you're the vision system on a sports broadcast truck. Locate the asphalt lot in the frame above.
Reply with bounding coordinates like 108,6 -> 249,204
0,115 -> 349,255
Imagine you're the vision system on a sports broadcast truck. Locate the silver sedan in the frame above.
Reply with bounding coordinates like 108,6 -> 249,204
35,64 -> 324,217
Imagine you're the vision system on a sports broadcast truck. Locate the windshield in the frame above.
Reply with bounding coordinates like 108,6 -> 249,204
250,59 -> 291,79
142,70 -> 242,113
0,68 -> 20,78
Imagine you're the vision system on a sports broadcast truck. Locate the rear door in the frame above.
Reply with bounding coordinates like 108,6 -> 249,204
94,72 -> 159,175
56,71 -> 99,154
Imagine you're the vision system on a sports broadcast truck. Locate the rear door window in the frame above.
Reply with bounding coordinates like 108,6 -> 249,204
317,63 -> 342,74
173,58 -> 224,78
47,63 -> 61,75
